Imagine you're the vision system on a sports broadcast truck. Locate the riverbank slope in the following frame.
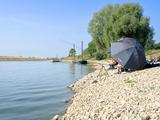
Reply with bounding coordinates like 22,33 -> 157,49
53,61 -> 160,120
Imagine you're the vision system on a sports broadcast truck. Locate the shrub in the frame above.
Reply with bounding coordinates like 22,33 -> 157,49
96,53 -> 106,60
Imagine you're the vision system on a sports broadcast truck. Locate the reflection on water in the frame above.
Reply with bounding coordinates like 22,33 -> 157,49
0,62 -> 92,120
69,63 -> 76,78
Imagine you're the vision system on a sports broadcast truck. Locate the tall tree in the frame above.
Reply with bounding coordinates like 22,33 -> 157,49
69,48 -> 76,57
88,3 -> 154,54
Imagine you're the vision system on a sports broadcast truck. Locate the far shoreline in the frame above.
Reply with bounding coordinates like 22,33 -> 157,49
0,56 -> 53,61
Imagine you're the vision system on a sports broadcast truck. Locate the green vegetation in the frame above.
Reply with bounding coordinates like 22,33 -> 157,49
125,79 -> 137,84
154,42 -> 160,49
124,77 -> 137,86
62,54 -> 93,61
69,48 -> 76,57
95,53 -> 106,60
146,49 -> 160,59
84,41 -> 96,57
0,56 -> 51,61
85,3 -> 154,60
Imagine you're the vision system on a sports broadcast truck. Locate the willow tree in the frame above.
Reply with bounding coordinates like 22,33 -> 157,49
88,3 -> 154,55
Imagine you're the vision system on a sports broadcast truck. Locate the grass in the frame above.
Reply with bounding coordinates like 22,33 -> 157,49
146,49 -> 160,59
126,79 -> 137,84
0,56 -> 49,61
61,55 -> 95,61
62,49 -> 160,61
124,77 -> 137,85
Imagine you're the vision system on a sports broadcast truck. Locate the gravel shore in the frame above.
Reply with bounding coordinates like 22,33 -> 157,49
52,62 -> 160,120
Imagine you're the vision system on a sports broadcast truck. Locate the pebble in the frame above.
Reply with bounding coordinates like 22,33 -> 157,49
52,62 -> 160,120
52,115 -> 59,120
141,115 -> 151,120
64,99 -> 70,103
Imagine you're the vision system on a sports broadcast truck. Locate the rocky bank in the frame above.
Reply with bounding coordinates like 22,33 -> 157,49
53,62 -> 160,120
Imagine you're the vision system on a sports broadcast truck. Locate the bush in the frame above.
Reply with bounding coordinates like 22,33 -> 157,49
154,43 -> 160,49
96,53 -> 106,60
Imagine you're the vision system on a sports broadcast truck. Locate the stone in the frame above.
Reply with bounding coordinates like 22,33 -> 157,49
64,99 -> 70,103
53,62 -> 160,120
52,115 -> 59,120
141,115 -> 151,120
92,80 -> 98,84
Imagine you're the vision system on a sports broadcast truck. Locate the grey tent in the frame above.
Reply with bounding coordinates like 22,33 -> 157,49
111,37 -> 146,70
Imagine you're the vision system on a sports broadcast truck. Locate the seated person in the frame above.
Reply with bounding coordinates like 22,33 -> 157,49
109,58 -> 118,69
116,64 -> 122,74
109,58 -> 127,74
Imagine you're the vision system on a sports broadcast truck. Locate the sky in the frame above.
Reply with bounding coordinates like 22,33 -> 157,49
0,0 -> 159,57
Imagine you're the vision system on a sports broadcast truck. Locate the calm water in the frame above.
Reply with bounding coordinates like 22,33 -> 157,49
0,61 -> 92,120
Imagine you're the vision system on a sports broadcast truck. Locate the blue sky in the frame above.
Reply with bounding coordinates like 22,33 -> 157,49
0,0 -> 159,57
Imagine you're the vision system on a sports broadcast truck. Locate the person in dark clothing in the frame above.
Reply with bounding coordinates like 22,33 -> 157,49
109,58 -> 118,69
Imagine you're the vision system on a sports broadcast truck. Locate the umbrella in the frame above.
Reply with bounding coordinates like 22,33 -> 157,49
111,37 -> 146,70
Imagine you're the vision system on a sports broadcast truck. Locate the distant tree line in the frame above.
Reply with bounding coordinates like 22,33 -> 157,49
85,3 -> 157,60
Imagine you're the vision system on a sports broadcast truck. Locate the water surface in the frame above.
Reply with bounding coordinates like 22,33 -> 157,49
0,62 -> 92,120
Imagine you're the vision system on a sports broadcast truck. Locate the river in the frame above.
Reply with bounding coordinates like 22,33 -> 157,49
0,61 -> 92,120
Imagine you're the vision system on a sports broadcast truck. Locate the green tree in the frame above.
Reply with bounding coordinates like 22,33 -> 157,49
88,3 -> 154,55
84,41 -> 96,57
69,48 -> 76,57
154,42 -> 160,49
